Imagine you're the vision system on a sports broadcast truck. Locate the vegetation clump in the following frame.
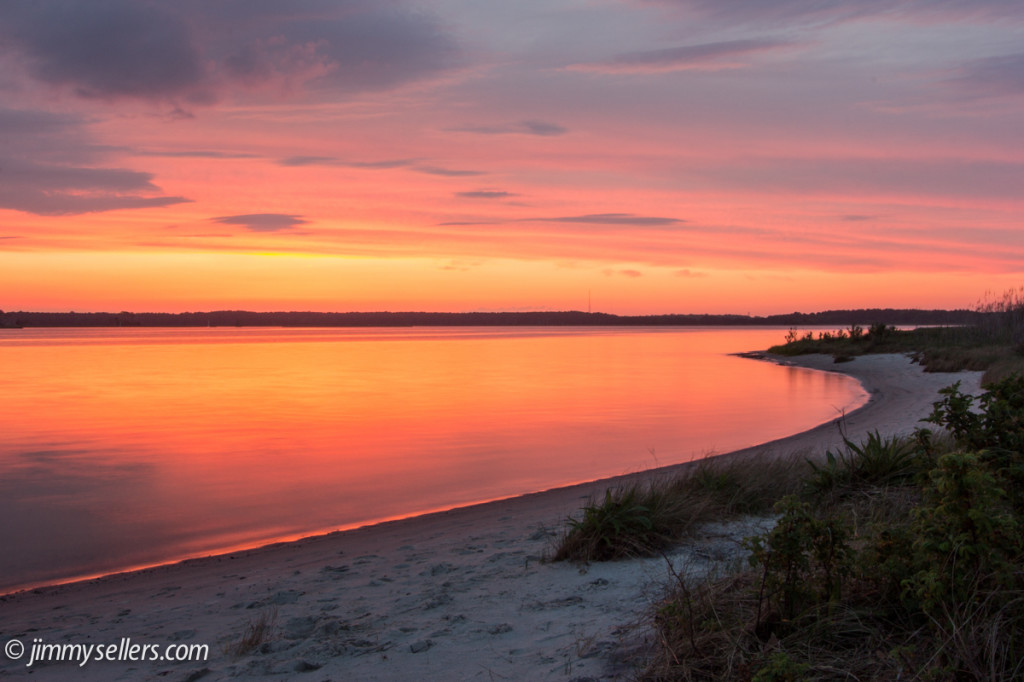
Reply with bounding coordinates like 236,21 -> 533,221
553,455 -> 807,562
767,287 -> 1024,383
634,374 -> 1024,681
224,608 -> 277,659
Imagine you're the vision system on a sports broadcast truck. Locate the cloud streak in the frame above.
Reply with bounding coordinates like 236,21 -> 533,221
687,156 -> 1024,203
414,165 -> 486,177
671,0 -> 1024,28
945,52 -> 1024,99
0,107 -> 190,216
136,150 -> 260,159
529,213 -> 687,227
276,156 -> 415,169
456,190 -> 517,199
211,214 -> 309,232
570,39 -> 797,74
450,120 -> 568,136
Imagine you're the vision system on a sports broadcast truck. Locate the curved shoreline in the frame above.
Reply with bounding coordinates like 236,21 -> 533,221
1,354 -> 983,681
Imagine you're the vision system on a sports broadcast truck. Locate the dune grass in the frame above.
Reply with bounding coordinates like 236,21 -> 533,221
224,608 -> 278,659
552,453 -> 808,562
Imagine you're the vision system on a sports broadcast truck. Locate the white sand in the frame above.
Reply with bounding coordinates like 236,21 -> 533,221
0,354 -> 983,681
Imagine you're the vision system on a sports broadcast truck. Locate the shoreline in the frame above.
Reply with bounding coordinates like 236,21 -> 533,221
0,354 -> 983,681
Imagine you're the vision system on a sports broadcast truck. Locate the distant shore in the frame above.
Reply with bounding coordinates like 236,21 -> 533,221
0,308 -> 981,329
0,354 -> 983,681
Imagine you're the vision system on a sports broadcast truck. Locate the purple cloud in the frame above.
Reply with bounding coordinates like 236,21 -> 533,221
450,120 -> 568,136
0,0 -> 461,104
277,156 -> 414,169
572,39 -> 797,73
136,150 -> 259,159
415,165 -> 486,177
684,157 -> 1024,201
945,52 -> 1024,99
0,107 -> 190,215
456,190 -> 517,199
278,156 -> 339,167
671,0 -> 1024,27
533,213 -> 686,227
211,213 -> 309,232
0,1 -> 210,102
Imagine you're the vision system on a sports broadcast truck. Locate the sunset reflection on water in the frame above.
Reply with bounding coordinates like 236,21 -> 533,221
0,327 -> 866,591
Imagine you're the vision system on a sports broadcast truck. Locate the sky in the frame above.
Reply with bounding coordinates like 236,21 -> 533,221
1,0 -> 1022,315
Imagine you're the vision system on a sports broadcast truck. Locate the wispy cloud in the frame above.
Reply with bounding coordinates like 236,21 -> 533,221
276,156 -> 414,169
449,120 -> 568,136
944,52 -> 1024,100
136,150 -> 259,159
530,213 -> 686,227
278,156 -> 338,167
672,0 -> 1024,28
414,165 -> 486,177
604,268 -> 644,278
570,39 -> 798,74
0,107 -> 190,216
436,212 -> 689,229
687,156 -> 1024,202
211,213 -> 309,232
456,190 -> 517,199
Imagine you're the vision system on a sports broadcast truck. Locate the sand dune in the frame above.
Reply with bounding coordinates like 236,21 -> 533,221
0,354 -> 982,681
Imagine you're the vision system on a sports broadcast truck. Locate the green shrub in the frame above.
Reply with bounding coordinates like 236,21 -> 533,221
745,497 -> 854,625
923,375 -> 1024,453
925,374 -> 1024,512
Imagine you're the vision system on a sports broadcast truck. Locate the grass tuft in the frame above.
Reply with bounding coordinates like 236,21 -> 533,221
224,608 -> 277,659
553,453 -> 808,563
804,431 -> 922,497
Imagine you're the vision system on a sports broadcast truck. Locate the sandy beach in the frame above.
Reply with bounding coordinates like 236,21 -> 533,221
0,353 -> 983,681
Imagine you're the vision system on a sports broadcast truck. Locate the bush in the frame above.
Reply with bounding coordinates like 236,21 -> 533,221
745,497 -> 854,626
644,376 -> 1024,680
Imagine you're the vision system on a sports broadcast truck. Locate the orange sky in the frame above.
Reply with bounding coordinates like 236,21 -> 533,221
1,1 -> 1022,315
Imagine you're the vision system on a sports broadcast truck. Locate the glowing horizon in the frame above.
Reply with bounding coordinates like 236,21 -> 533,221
1,1 -> 1022,315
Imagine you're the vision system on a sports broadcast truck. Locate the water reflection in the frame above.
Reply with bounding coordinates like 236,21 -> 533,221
0,327 -> 867,592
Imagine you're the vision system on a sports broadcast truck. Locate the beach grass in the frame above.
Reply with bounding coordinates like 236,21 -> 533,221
224,608 -> 278,659
552,453 -> 808,562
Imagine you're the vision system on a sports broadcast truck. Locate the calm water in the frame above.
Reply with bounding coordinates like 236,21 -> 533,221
0,326 -> 866,592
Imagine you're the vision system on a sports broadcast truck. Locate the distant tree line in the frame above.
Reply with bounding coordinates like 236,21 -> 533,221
0,308 -> 984,328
